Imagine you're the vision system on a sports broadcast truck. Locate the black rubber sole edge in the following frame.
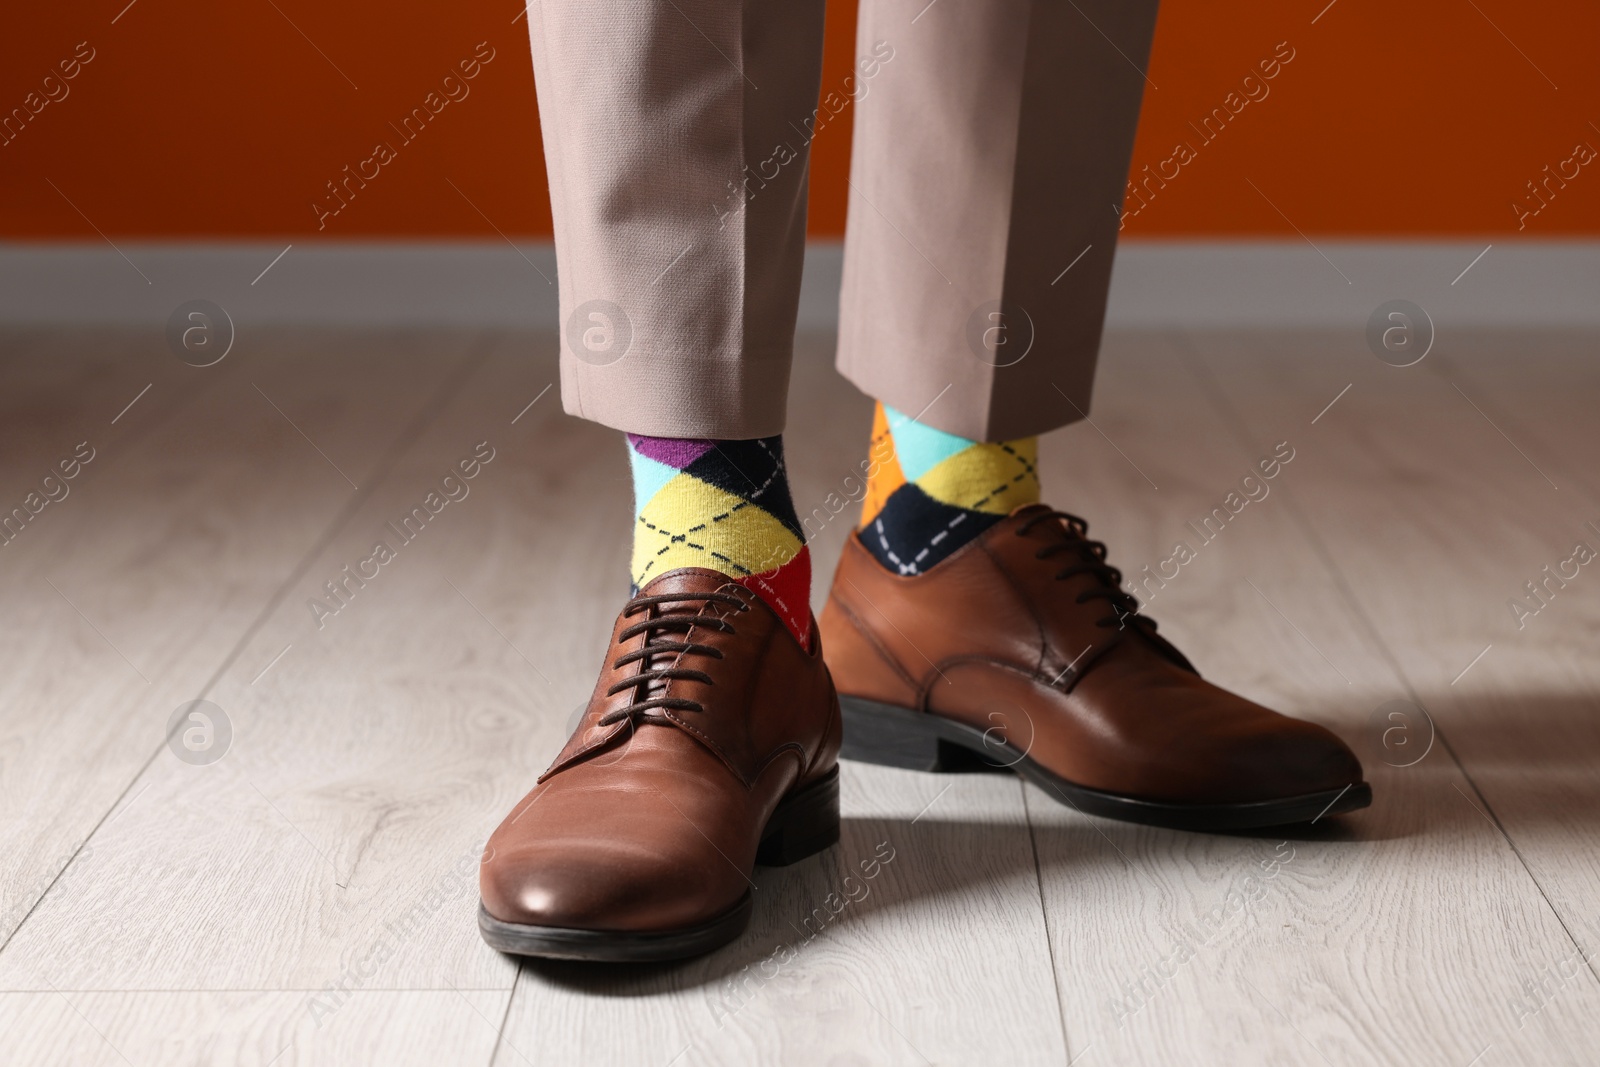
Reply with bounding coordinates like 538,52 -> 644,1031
477,896 -> 753,964
839,694 -> 1372,832
477,766 -> 840,963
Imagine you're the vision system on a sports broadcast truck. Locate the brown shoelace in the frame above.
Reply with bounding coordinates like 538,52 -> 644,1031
598,590 -> 748,725
1016,510 -> 1170,674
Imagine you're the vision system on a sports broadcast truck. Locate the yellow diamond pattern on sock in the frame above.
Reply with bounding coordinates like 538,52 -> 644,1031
856,402 -> 1042,575
633,473 -> 805,586
917,438 -> 1040,514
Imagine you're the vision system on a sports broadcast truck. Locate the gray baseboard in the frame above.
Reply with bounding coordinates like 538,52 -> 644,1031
1,240 -> 1595,331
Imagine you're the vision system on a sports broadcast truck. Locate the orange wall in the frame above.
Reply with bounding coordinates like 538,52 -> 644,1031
3,1 -> 1597,240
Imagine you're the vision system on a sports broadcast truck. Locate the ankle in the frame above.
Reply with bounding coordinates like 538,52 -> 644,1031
857,402 -> 1039,575
626,433 -> 812,644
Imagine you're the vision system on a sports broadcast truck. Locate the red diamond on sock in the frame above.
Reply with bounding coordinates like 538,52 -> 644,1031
736,545 -> 812,648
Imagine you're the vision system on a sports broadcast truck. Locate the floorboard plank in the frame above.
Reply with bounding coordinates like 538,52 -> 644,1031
0,989 -> 507,1067
1021,330 -> 1600,1066
0,329 -> 481,951
1182,328 -> 1600,968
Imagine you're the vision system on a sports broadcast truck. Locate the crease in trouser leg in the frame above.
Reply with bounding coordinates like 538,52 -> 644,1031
837,0 -> 1160,443
527,0 -> 826,440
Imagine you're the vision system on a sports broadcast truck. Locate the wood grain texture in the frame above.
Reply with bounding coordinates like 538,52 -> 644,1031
1024,330 -> 1600,1067
1172,328 -> 1600,1064
0,989 -> 508,1067
0,329 -> 479,953
2,326 -> 1597,1066
0,333 -> 525,994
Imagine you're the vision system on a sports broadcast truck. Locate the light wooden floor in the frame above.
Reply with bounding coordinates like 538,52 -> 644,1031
1,326 -> 1597,1066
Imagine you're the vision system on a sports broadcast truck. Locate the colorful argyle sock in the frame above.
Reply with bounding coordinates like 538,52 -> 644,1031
627,433 -> 812,646
859,402 -> 1040,575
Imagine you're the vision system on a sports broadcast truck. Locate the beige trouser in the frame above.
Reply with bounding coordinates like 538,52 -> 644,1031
527,0 -> 1158,442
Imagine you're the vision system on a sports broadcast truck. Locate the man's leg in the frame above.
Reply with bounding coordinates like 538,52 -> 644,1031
843,0 -> 1154,573
824,1 -> 1371,831
529,0 -> 830,632
480,1 -> 842,964
532,0 -> 824,439
838,0 -> 1158,443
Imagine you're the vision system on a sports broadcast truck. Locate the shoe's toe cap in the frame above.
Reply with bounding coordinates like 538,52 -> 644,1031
480,835 -> 740,934
1208,713 -> 1367,803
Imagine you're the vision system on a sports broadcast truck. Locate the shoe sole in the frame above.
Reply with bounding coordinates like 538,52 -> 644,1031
839,695 -> 1371,831
476,766 -> 840,963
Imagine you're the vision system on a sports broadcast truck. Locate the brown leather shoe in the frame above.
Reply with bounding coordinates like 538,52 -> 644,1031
479,568 -> 841,962
820,505 -> 1370,830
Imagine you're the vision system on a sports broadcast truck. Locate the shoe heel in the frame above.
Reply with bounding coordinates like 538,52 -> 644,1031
839,695 -> 957,772
757,767 -> 840,867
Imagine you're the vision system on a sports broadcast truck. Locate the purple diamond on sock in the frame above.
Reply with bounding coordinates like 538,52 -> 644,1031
627,434 -> 716,470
